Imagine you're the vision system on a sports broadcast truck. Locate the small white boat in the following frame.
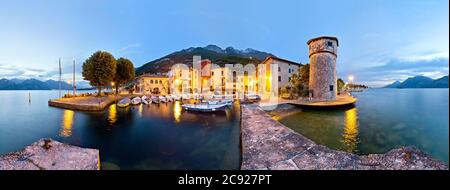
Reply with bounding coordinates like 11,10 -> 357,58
182,103 -> 228,112
159,96 -> 167,103
181,94 -> 190,100
172,94 -> 181,101
117,98 -> 131,108
208,99 -> 233,106
166,95 -> 173,102
141,95 -> 150,104
151,96 -> 159,104
131,97 -> 142,105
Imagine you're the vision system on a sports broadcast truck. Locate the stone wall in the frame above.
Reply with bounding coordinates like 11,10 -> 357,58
241,104 -> 448,170
308,37 -> 338,100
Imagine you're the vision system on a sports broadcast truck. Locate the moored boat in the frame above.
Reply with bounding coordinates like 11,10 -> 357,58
151,96 -> 159,104
182,103 -> 228,112
131,97 -> 142,105
117,98 -> 131,108
159,96 -> 167,103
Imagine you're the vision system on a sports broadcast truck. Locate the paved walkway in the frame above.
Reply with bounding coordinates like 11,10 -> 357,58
240,104 -> 448,170
0,139 -> 99,170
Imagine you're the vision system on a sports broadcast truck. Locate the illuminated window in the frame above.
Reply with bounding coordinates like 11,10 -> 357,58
150,80 -> 153,84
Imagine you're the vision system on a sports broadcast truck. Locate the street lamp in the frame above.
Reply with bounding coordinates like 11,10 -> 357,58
348,75 -> 354,84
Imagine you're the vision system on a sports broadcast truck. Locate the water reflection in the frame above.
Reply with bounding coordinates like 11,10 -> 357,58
342,107 -> 359,153
108,104 -> 117,125
138,104 -> 143,118
173,101 -> 182,123
59,109 -> 74,137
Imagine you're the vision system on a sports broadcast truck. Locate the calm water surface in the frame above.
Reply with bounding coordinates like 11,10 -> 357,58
279,88 -> 449,163
0,91 -> 241,169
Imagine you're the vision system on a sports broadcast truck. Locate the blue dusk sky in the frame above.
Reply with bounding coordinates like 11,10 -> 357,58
0,0 -> 448,87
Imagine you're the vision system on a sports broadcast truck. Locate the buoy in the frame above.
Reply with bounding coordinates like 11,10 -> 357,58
28,92 -> 31,103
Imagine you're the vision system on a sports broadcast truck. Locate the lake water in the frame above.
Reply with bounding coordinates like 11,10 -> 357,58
279,88 -> 449,164
0,90 -> 241,170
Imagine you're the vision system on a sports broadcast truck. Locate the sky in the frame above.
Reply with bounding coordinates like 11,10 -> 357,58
0,0 -> 448,87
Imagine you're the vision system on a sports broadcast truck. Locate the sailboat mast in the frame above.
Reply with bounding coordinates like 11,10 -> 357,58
59,58 -> 61,98
73,60 -> 76,96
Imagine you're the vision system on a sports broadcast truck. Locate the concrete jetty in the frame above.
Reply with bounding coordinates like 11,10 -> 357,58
48,95 -> 120,111
240,104 -> 448,170
0,139 -> 100,170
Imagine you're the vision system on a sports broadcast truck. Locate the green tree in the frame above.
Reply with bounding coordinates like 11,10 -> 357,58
82,51 -> 116,96
337,78 -> 346,93
113,58 -> 135,94
298,64 -> 310,97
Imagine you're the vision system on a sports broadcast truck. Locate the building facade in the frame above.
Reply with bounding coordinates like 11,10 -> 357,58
135,74 -> 170,95
165,55 -> 302,99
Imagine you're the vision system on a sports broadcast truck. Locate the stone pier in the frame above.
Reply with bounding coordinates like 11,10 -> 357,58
240,104 -> 448,170
0,139 -> 100,170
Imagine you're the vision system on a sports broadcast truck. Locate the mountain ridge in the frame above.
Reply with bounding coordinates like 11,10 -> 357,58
135,45 -> 274,75
0,78 -> 82,90
384,75 -> 448,88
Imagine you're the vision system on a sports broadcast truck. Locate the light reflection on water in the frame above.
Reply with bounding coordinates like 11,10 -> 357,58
342,107 -> 359,153
59,109 -> 74,137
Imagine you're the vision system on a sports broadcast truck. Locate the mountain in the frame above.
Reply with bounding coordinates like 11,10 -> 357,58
135,45 -> 274,75
44,79 -> 73,90
0,78 -> 73,90
384,81 -> 401,88
431,76 -> 449,88
384,75 -> 449,88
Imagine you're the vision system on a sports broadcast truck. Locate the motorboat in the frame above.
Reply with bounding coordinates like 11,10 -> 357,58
151,96 -> 159,104
182,102 -> 228,112
166,95 -> 173,102
207,99 -> 233,106
141,96 -> 150,104
159,95 -> 167,103
117,98 -> 131,108
131,97 -> 142,105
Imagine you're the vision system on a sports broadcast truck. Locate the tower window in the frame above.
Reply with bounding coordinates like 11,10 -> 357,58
330,85 -> 334,91
327,41 -> 333,47
278,67 -> 281,72
278,76 -> 281,82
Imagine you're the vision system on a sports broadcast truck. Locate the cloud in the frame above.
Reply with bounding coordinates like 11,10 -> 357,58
350,58 -> 449,87
118,43 -> 141,52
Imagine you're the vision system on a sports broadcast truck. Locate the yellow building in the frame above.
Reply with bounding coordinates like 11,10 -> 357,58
135,74 -> 170,95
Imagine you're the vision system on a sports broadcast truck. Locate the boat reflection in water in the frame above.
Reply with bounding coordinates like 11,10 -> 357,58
59,109 -> 75,137
342,107 -> 359,153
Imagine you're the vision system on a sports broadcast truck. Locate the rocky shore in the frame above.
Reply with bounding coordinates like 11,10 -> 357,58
241,104 -> 448,170
0,139 -> 99,170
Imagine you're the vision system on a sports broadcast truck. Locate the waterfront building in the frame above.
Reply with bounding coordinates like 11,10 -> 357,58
307,36 -> 339,100
164,55 -> 301,99
135,74 -> 170,95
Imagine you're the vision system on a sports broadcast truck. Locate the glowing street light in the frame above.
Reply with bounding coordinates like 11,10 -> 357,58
348,75 -> 354,84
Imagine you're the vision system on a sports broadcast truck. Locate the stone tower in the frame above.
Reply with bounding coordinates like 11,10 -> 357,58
307,36 -> 338,100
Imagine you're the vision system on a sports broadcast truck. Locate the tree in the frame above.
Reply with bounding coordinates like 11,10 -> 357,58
337,78 -> 346,93
113,58 -> 135,94
82,51 -> 116,96
298,64 -> 310,97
